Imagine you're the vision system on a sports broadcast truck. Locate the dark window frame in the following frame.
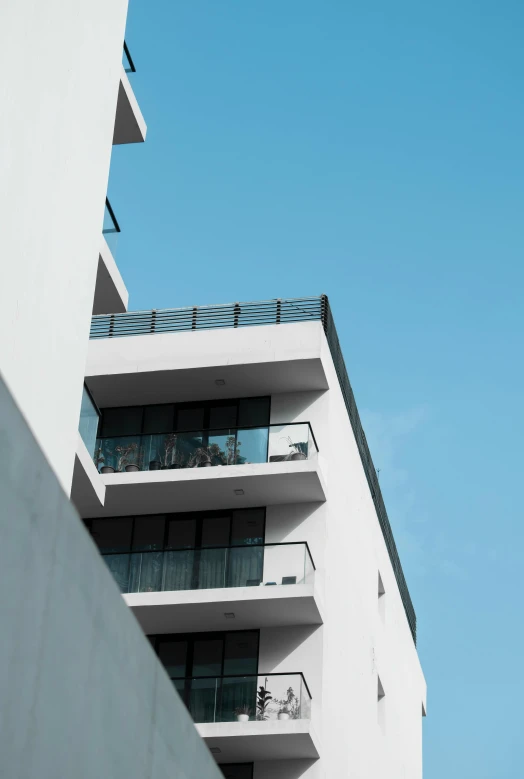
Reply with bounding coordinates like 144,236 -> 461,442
149,629 -> 261,704
85,507 -> 266,554
98,396 -> 271,438
219,764 -> 254,779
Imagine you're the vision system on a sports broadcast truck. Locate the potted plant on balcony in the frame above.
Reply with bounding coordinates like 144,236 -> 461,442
190,443 -> 226,468
233,704 -> 251,723
115,442 -> 143,473
274,687 -> 300,719
281,436 -> 308,461
95,446 -> 115,474
150,432 -> 178,471
256,684 -> 273,721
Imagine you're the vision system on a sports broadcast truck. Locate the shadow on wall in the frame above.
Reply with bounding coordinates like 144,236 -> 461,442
253,758 -> 319,779
260,624 -> 322,672
267,502 -> 324,540
271,390 -> 327,425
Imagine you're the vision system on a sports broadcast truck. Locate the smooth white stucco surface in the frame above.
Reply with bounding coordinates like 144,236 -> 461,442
0,375 -> 223,779
0,0 -> 128,492
80,320 -> 426,776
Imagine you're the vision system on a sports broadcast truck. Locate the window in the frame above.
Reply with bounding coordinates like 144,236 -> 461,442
99,397 -> 271,438
150,630 -> 259,724
220,765 -> 254,779
85,509 -> 266,593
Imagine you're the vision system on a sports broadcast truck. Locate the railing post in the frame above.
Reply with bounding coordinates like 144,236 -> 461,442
108,314 -> 115,338
150,309 -> 157,333
191,306 -> 198,330
276,298 -> 281,324
233,302 -> 240,328
320,294 -> 328,334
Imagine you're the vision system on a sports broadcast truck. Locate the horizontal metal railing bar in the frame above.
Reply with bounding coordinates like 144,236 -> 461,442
91,312 -> 321,327
97,420 -> 318,452
104,197 -> 121,234
100,540 -> 316,570
168,671 -> 312,700
123,40 -> 136,73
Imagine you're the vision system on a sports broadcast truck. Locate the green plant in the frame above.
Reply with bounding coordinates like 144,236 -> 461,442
189,443 -> 227,467
94,446 -> 106,467
273,687 -> 300,719
256,684 -> 272,721
115,442 -> 143,471
158,433 -> 178,466
234,704 -> 251,716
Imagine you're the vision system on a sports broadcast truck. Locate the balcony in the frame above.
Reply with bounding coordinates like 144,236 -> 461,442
78,421 -> 325,518
113,41 -> 147,145
92,199 -> 128,315
177,673 -> 319,761
104,542 -> 321,632
94,421 -> 318,474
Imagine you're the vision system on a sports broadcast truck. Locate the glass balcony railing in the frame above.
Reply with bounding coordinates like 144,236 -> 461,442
102,198 -> 120,257
172,672 -> 311,724
94,421 -> 318,474
102,541 -> 315,594
79,384 -> 100,458
123,41 -> 136,74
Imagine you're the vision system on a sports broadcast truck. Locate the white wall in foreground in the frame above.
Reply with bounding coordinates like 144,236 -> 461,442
0,374 -> 223,779
0,0 -> 128,492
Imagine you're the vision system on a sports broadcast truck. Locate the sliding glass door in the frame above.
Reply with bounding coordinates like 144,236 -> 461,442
152,630 -> 259,723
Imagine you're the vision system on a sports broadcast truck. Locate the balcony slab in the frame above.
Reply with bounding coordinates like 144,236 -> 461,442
71,434 -> 105,515
92,236 -> 128,315
86,321 -> 329,407
113,66 -> 147,145
78,459 -> 327,518
124,581 -> 323,634
197,719 -> 320,762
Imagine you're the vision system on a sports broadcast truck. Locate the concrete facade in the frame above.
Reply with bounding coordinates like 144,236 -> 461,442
0,0 -> 130,492
80,316 -> 427,778
0,374 -> 223,779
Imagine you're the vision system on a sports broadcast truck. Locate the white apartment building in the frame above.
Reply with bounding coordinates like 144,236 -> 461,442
0,2 -> 218,777
75,297 -> 427,779
0,3 -> 426,776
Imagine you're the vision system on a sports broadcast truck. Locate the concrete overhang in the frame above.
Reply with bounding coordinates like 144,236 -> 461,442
85,321 -> 329,407
92,236 -> 128,315
197,719 -> 320,762
75,459 -> 327,519
71,435 -> 105,515
124,581 -> 324,635
113,66 -> 147,145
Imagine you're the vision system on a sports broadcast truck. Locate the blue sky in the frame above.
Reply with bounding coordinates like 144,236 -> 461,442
109,2 -> 524,775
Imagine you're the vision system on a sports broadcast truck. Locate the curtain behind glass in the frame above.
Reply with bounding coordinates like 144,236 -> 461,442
104,554 -> 131,593
163,550 -> 195,590
227,546 -> 264,587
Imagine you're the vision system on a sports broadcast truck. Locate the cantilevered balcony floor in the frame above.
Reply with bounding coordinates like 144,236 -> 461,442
113,66 -> 147,145
74,459 -> 326,518
197,720 -> 320,762
125,580 -> 323,635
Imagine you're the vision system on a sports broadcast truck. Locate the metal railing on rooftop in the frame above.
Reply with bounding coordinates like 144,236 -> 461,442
90,296 -> 322,339
89,294 -> 418,643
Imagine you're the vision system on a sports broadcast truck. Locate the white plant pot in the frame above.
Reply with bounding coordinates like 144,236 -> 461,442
278,713 -> 290,721
236,714 -> 249,722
